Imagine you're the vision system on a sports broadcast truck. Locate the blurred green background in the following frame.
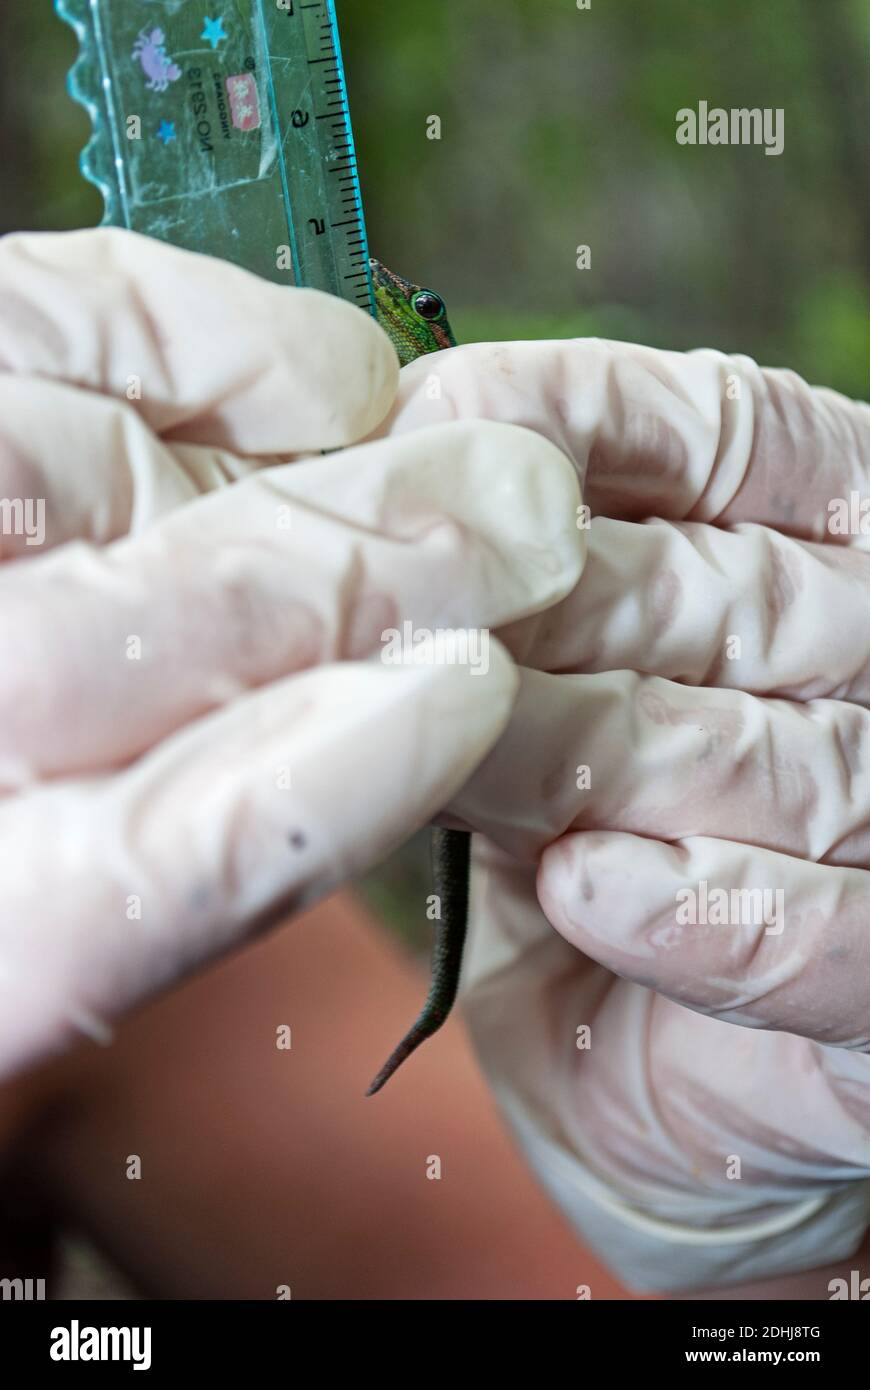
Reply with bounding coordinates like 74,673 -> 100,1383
4,0 -> 869,396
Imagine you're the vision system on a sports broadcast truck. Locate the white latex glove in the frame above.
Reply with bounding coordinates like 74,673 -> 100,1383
0,230 -> 583,1079
376,340 -> 870,1291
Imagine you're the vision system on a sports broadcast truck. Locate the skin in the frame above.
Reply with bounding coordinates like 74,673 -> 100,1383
365,260 -> 471,1095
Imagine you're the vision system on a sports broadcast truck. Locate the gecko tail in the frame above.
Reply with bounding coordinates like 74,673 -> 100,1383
365,827 -> 471,1096
365,1018 -> 443,1097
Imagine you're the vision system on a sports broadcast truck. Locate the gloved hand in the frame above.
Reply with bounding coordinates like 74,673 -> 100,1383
377,339 -> 870,1291
0,230 -> 583,1080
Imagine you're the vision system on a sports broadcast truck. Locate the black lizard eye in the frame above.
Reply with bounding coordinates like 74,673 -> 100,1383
412,290 -> 446,321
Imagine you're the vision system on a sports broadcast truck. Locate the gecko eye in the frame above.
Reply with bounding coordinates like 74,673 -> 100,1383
412,290 -> 446,322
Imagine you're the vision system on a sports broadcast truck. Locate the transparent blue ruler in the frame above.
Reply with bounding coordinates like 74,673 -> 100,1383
56,0 -> 376,314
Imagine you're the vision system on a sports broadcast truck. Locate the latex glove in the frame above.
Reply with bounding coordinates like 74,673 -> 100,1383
0,231 -> 583,1080
377,339 -> 870,1292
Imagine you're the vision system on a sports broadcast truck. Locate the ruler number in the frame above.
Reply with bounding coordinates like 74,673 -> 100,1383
308,218 -> 325,235
291,110 -> 310,128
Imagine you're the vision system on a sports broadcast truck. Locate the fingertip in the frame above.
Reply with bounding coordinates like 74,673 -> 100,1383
319,295 -> 400,444
0,229 -> 401,455
538,830 -> 680,957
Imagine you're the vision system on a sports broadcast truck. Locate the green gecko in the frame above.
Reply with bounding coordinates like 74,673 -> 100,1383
364,259 -> 471,1097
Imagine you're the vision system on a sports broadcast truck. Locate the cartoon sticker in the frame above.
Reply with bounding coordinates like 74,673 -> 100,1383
132,28 -> 182,94
201,17 -> 228,51
226,74 -> 260,132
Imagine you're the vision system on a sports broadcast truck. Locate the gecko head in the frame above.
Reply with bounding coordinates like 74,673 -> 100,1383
369,258 -> 455,364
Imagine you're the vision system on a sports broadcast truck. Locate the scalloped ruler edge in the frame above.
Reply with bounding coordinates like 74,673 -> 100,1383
56,0 -> 127,226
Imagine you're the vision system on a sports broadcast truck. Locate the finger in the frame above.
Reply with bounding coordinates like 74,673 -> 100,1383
538,830 -> 870,1049
0,639 -> 517,1080
0,376 -> 249,556
0,421 -> 582,785
500,516 -> 870,700
463,844 -> 870,1195
373,339 -> 870,539
0,228 -> 397,452
450,668 -> 870,869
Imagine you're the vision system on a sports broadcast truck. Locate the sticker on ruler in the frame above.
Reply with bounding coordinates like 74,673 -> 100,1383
131,27 -> 183,93
226,73 -> 260,131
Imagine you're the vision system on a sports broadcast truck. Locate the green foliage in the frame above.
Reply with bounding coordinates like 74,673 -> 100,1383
342,0 -> 870,399
791,272 -> 870,400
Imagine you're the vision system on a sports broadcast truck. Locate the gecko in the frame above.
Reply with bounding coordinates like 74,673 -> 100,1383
364,259 -> 471,1096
